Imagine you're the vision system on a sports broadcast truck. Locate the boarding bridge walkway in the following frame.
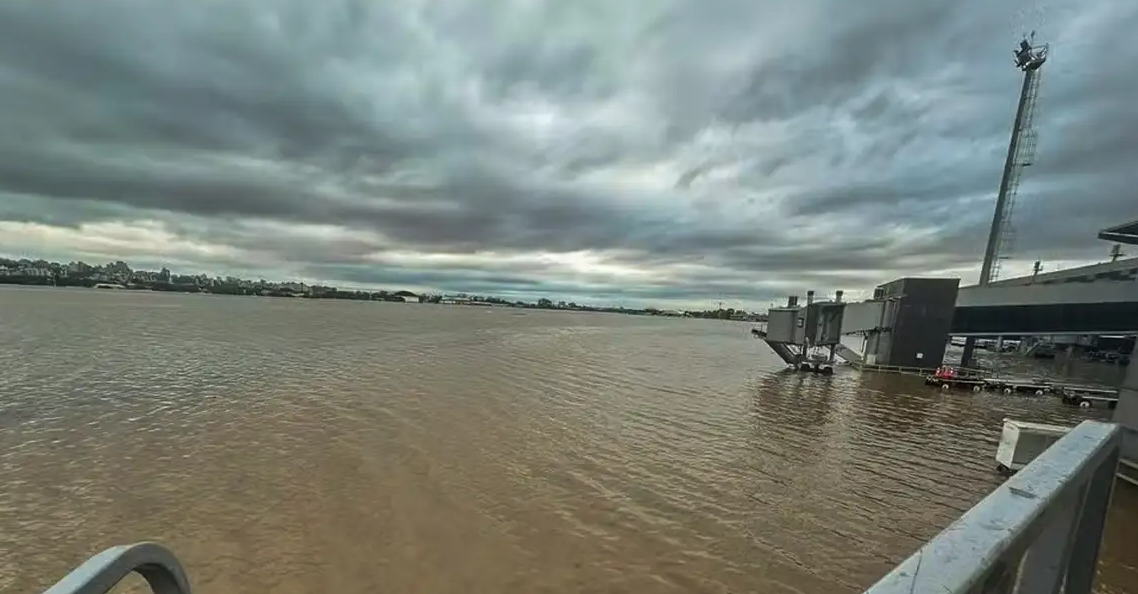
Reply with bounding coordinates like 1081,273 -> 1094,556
832,342 -> 864,364
951,281 -> 1138,336
39,421 -> 1129,594
752,328 -> 864,365
752,329 -> 799,364
765,281 -> 1138,364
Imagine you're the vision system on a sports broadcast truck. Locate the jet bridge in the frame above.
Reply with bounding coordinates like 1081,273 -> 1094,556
758,290 -> 849,373
756,278 -> 960,370
839,300 -> 886,335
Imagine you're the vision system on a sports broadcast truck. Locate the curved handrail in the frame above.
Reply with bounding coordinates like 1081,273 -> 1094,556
42,542 -> 192,594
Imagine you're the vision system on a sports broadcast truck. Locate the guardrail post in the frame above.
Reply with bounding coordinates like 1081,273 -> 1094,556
1115,360 -> 1138,460
1015,489 -> 1082,594
1064,445 -> 1120,594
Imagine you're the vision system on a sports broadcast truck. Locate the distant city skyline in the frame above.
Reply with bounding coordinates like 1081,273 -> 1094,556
0,248 -> 774,311
0,254 -> 766,320
0,254 -> 496,297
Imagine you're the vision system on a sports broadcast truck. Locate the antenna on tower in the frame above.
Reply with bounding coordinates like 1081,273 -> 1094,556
979,35 -> 1049,285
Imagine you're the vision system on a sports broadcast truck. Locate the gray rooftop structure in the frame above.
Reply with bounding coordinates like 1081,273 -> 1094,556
948,218 -> 1138,335
1099,219 -> 1138,246
984,256 -> 1138,287
962,217 -> 1138,288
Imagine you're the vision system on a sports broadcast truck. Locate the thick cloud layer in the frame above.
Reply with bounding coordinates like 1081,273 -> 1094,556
1,0 -> 1136,307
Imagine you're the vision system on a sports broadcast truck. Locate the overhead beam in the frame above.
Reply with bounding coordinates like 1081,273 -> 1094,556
951,301 -> 1138,335
1099,220 -> 1138,246
956,282 -> 1138,308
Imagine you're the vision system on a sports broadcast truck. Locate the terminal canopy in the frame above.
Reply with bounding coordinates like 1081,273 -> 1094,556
1099,219 -> 1138,246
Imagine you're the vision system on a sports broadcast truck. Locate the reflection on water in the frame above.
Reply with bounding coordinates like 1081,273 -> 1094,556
0,286 -> 1134,594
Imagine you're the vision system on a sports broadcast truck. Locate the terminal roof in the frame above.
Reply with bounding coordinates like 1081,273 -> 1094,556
1099,220 -> 1138,246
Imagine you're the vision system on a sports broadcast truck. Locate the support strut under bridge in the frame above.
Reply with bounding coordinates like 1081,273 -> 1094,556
753,328 -> 863,366
752,328 -> 800,365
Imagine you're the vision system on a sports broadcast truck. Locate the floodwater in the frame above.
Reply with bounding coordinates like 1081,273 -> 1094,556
0,286 -> 1135,594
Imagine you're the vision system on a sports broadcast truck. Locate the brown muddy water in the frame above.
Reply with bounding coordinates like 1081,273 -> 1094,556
1,286 -> 1135,594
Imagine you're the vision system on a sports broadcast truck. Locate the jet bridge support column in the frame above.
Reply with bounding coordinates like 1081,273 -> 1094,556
1115,358 -> 1138,461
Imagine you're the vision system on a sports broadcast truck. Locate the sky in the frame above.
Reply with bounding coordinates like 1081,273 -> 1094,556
1,0 -> 1137,309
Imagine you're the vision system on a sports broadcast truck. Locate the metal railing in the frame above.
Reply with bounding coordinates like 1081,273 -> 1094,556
41,542 -> 192,594
1119,457 -> 1138,487
855,363 -> 991,377
854,363 -> 936,376
863,420 -> 1122,594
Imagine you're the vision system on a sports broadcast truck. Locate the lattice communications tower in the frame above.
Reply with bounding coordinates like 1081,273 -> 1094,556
978,35 -> 1049,284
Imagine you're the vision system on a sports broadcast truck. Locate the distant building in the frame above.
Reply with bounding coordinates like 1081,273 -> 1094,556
392,290 -> 419,303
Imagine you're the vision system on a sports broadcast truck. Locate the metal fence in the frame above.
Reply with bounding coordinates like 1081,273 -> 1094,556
863,420 -> 1122,594
855,363 -> 990,377
1120,457 -> 1138,487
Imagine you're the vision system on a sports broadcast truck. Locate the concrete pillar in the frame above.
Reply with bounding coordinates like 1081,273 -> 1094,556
961,337 -> 976,368
1117,360 -> 1138,460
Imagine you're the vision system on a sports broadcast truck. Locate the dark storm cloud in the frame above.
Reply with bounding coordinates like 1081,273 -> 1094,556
1,0 -> 1137,305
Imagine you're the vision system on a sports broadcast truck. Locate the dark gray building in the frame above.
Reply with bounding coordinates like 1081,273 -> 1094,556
863,278 -> 960,369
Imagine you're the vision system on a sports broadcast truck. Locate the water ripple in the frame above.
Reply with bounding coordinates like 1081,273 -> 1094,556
0,286 -> 1134,594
